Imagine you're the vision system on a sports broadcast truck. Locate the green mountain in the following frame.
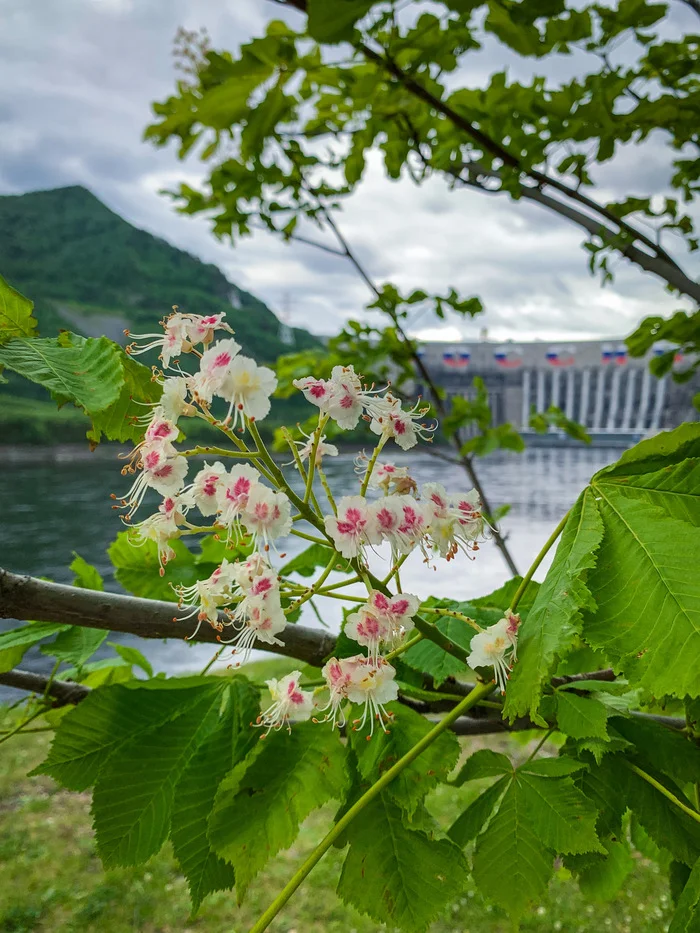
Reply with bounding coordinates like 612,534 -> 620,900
0,185 -> 318,359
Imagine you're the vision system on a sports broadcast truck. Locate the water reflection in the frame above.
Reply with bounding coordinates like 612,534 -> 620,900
0,444 -> 624,691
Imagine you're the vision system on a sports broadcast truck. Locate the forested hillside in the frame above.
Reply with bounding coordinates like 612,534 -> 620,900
0,186 -> 320,441
0,185 -> 318,358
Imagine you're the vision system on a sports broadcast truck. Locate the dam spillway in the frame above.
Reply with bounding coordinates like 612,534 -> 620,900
416,339 -> 698,443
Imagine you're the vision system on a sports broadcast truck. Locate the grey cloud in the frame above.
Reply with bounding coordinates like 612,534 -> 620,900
0,0 -> 697,343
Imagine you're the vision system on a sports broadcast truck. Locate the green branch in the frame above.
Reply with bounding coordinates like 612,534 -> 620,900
509,509 -> 571,613
248,680 -> 496,933
626,761 -> 700,825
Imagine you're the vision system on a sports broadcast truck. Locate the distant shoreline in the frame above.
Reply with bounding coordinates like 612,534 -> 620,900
0,436 -> 632,463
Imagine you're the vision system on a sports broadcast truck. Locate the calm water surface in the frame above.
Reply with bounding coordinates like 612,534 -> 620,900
0,445 -> 624,697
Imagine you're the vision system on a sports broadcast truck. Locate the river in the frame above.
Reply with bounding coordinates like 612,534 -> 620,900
0,444 -> 624,697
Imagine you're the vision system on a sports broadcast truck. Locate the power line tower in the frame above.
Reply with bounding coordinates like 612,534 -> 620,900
278,291 -> 295,347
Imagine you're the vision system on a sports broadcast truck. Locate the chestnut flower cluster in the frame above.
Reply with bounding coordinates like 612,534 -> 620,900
114,309 -> 520,737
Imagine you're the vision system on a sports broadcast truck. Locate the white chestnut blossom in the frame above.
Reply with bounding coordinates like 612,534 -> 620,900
232,552 -> 274,592
185,461 -> 227,516
344,607 -> 391,662
159,376 -> 195,423
346,590 -> 420,658
118,442 -> 188,519
190,338 -> 242,404
242,485 -> 293,550
130,493 -> 189,572
324,496 -> 380,559
318,656 -> 364,729
297,431 -> 338,466
326,365 -> 365,430
367,394 -> 436,450
216,464 -> 260,535
370,496 -> 429,556
110,334 -> 496,743
176,559 -> 239,635
126,311 -> 233,369
292,376 -> 334,411
125,312 -> 190,369
346,657 -> 399,735
467,611 -> 521,693
451,489 -> 485,541
256,672 -> 315,736
185,313 -> 232,345
220,355 -> 277,428
318,656 -> 398,734
225,593 -> 287,663
143,412 -> 179,447
369,460 -> 414,494
366,590 -> 420,633
422,483 -> 484,560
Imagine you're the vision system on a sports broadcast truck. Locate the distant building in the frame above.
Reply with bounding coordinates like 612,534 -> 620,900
416,339 -> 698,444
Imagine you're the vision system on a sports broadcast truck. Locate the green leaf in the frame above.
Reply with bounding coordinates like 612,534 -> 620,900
306,0 -> 375,43
70,552 -> 104,590
471,575 -> 541,614
504,490 -> 604,724
574,752 -> 628,837
33,678 -> 217,790
617,757 -> 700,866
42,625 -> 108,669
452,749 -> 512,784
106,642 -> 154,678
0,274 -> 38,344
583,433 -> 700,697
337,793 -> 470,932
0,621 -> 70,673
472,779 -> 554,918
403,599 -> 500,686
402,617 -> 473,685
631,812 -> 669,863
529,404 -> 591,444
669,857 -> 700,933
86,349 -> 162,446
671,860 -> 692,906
195,534 -> 253,567
596,422 -> 700,481
209,722 -> 348,901
448,777 -> 509,846
108,530 -> 200,602
92,680 -> 226,867
515,769 -> 603,854
520,756 -> 588,777
171,678 -> 260,910
611,716 -> 700,786
349,702 -> 460,815
472,759 -> 603,918
0,334 -> 123,414
573,838 -> 635,901
280,542 -> 350,578
64,657 -> 133,688
556,690 -> 610,740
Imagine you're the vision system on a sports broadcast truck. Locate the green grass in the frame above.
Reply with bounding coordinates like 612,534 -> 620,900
0,694 -> 675,933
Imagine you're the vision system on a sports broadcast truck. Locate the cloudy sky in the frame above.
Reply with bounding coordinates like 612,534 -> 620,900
1,0 -> 697,343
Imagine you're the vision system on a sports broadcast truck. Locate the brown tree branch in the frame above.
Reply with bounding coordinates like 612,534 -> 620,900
0,568 -> 337,668
0,668 -> 90,706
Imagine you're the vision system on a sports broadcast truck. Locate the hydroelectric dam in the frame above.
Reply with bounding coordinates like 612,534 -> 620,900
415,339 -> 698,445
